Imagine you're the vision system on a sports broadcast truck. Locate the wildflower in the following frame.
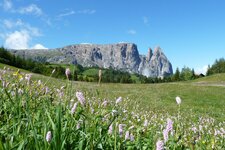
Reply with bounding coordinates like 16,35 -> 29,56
101,100 -> 108,107
46,131 -> 52,142
108,124 -> 113,135
45,87 -> 49,94
130,133 -> 134,141
166,118 -> 173,133
25,74 -> 32,84
119,124 -> 125,137
76,91 -> 86,106
38,80 -> 42,85
56,89 -> 64,98
65,68 -> 71,79
18,88 -> 24,95
2,81 -> 9,88
176,96 -> 181,105
111,109 -> 118,116
52,69 -> 56,74
91,107 -> 94,114
163,129 -> 169,143
71,102 -> 78,114
156,140 -> 164,150
144,119 -> 148,127
128,125 -> 135,130
116,97 -> 122,104
76,122 -> 81,129
125,131 -> 130,140
19,77 -> 23,82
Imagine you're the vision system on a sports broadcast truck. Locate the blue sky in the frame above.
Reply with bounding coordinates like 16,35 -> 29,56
1,0 -> 225,74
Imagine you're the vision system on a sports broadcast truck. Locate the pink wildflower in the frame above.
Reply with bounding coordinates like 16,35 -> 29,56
101,100 -> 108,107
76,91 -> 86,106
119,124 -> 125,137
71,102 -> 78,114
163,129 -> 169,143
108,124 -> 113,135
166,118 -> 173,133
46,131 -> 52,142
125,131 -> 130,140
156,140 -> 164,150
130,133 -> 134,141
116,97 -> 122,104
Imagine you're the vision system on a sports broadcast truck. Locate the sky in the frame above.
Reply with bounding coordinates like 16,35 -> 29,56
0,0 -> 225,74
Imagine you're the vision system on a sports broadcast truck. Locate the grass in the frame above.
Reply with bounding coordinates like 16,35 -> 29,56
0,63 -> 225,149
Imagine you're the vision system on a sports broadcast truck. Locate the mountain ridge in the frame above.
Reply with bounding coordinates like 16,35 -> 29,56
10,43 -> 173,77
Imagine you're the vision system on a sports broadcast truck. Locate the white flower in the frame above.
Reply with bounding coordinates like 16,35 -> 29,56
125,131 -> 130,140
52,69 -> 56,74
65,68 -> 71,79
176,96 -> 181,105
144,119 -> 148,127
46,131 -> 52,142
116,97 -> 122,104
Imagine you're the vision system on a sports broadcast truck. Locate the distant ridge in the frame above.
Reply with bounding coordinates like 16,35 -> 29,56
11,43 -> 173,77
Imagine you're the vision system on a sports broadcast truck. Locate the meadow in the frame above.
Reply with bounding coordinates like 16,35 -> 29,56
0,64 -> 224,149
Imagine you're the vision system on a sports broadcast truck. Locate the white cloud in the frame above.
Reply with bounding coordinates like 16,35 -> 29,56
77,9 -> 96,14
58,10 -> 75,17
143,16 -> 149,25
195,65 -> 209,75
4,30 -> 30,49
2,19 -> 41,36
32,44 -> 48,49
57,9 -> 96,18
3,0 -> 12,10
19,4 -> 43,16
3,19 -> 13,28
3,19 -> 23,29
127,29 -> 137,35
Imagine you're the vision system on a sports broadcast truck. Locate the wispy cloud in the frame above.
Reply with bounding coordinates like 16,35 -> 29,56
127,29 -> 137,35
18,4 -> 43,16
3,0 -> 13,11
57,9 -> 96,18
143,16 -> 149,25
77,9 -> 96,14
3,19 -> 23,29
58,10 -> 75,17
2,19 -> 42,36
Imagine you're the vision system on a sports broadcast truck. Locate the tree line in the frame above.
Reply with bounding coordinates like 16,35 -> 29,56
1,47 -> 225,83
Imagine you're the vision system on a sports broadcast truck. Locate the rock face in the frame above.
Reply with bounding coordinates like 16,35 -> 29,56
11,43 -> 173,77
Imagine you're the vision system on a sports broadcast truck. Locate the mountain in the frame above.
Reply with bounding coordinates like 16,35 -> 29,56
10,43 -> 173,77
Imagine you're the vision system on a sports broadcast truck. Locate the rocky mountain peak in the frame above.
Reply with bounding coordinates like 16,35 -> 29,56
146,48 -> 153,62
11,43 -> 173,77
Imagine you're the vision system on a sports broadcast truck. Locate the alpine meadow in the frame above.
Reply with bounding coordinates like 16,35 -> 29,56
1,0 -> 225,149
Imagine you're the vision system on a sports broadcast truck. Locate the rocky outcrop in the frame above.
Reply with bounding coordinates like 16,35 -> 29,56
11,43 -> 173,77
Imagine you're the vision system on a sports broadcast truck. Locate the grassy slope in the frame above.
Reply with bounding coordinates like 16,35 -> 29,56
1,63 -> 225,120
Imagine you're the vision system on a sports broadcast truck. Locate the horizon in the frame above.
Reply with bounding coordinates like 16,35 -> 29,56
1,0 -> 225,74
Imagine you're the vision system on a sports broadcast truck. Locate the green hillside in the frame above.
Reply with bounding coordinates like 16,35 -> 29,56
1,63 -> 224,149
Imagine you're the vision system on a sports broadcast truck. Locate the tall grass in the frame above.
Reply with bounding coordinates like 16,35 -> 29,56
0,67 -> 224,149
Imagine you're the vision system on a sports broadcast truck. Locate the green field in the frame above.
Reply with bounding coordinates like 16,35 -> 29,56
0,63 -> 224,149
